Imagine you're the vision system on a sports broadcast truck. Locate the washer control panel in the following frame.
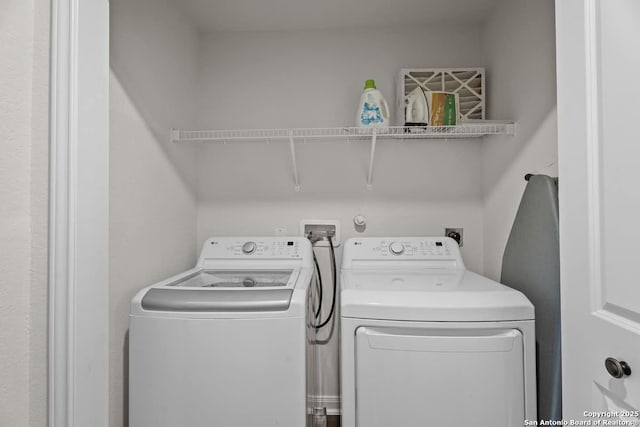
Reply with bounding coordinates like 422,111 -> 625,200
200,237 -> 307,259
342,237 -> 464,269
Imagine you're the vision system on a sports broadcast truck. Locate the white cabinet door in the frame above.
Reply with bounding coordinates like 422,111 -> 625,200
557,0 -> 640,423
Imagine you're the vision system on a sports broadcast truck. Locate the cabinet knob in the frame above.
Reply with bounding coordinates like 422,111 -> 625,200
605,357 -> 631,379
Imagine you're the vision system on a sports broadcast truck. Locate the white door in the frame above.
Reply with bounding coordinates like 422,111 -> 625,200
557,0 -> 640,423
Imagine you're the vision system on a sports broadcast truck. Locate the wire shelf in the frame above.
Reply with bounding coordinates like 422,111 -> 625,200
170,122 -> 515,143
170,122 -> 515,192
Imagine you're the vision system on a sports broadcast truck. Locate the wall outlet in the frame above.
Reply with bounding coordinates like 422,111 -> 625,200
300,220 -> 341,247
273,227 -> 287,236
445,228 -> 464,247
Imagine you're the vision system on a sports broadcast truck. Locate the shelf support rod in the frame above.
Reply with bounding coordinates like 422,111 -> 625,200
366,130 -> 377,190
289,131 -> 301,192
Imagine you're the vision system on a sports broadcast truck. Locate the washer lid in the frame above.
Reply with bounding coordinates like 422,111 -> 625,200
171,269 -> 294,288
140,268 -> 299,312
141,288 -> 293,312
340,269 -> 534,322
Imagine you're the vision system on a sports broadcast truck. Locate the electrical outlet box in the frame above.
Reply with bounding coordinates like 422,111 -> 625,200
445,228 -> 464,247
300,220 -> 341,247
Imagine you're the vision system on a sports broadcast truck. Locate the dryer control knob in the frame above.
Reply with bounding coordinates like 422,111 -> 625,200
242,241 -> 257,254
389,242 -> 405,255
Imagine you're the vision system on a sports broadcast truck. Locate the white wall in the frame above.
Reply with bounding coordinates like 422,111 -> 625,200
109,1 -> 200,426
196,25 -> 487,265
481,0 -> 558,280
197,26 -> 485,129
0,0 -> 49,426
195,25 -> 487,406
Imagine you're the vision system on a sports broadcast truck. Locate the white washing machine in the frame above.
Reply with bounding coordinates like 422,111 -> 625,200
340,237 -> 537,427
130,237 -> 314,427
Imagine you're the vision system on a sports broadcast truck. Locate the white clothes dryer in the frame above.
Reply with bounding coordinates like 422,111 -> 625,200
130,237 -> 314,427
340,237 -> 536,427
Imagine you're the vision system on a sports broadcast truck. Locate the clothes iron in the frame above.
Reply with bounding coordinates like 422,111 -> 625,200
405,87 -> 430,126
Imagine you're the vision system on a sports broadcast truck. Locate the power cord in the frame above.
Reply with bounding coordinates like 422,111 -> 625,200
312,249 -> 323,319
313,235 -> 337,329
308,231 -> 323,319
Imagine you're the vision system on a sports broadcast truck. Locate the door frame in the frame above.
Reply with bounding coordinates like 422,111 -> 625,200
556,0 -> 593,416
49,0 -> 109,426
47,0 -> 615,424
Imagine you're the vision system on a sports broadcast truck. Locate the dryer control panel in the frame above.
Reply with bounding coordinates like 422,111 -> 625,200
341,237 -> 464,269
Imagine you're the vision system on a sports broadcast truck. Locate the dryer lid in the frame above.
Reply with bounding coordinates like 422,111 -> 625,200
341,269 -> 534,322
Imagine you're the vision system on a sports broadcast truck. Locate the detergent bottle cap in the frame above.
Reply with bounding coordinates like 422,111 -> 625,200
364,79 -> 376,89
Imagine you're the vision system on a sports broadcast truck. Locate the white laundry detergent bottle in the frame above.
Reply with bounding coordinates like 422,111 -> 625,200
356,79 -> 390,127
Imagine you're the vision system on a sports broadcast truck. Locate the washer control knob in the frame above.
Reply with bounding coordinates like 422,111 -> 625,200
389,242 -> 405,255
242,241 -> 257,254
243,277 -> 256,287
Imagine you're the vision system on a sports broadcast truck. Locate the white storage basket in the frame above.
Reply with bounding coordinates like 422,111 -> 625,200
396,68 -> 485,126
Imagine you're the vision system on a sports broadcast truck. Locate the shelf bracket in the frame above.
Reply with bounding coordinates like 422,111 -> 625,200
366,130 -> 377,191
289,131 -> 301,192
